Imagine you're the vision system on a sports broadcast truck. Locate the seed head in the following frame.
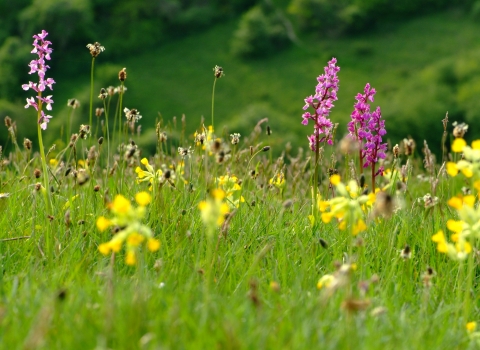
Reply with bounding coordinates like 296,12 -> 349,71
452,121 -> 468,138
213,65 -> 224,79
24,138 -> 32,150
98,88 -> 108,100
79,125 -> 90,139
230,133 -> 241,145
34,168 -> 41,178
118,67 -> 127,82
393,144 -> 399,158
86,42 -> 105,58
67,99 -> 80,109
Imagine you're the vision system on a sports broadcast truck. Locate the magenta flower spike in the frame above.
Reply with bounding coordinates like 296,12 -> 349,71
301,58 -> 340,151
23,30 -> 55,130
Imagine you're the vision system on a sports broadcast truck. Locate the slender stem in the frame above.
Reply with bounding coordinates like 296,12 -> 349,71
211,78 -> 217,130
371,163 -> 375,192
464,241 -> 475,321
66,108 -> 72,146
103,99 -> 110,172
313,132 -> 320,219
89,57 -> 95,128
118,82 -> 124,145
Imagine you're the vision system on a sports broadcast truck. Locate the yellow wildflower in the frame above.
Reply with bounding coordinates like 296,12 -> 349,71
317,274 -> 335,290
330,174 -> 341,186
147,238 -> 161,252
135,191 -> 151,206
452,138 -> 466,153
466,322 -> 477,332
110,195 -> 132,215
353,219 -> 367,235
127,232 -> 145,247
446,162 -> 458,177
96,216 -> 111,232
432,230 -> 448,253
98,243 -> 111,255
125,250 -> 137,266
447,219 -> 464,234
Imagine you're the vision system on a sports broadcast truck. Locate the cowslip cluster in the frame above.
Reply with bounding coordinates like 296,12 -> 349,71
22,30 -> 56,130
301,58 -> 340,151
348,83 -> 387,175
97,192 -> 160,265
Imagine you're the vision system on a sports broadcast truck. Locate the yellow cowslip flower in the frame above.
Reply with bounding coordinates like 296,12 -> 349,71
466,321 -> 477,332
321,212 -> 333,224
472,140 -> 480,150
109,238 -> 123,253
452,138 -> 466,153
432,230 -> 448,253
338,220 -> 347,230
456,241 -> 472,255
446,162 -> 459,177
127,232 -> 145,247
98,243 -> 111,255
330,174 -> 341,186
199,189 -> 230,229
96,216 -> 111,232
216,175 -> 244,209
110,195 -> 132,215
135,191 -> 151,206
147,238 -> 161,252
448,194 -> 475,209
269,171 -> 286,189
353,219 -> 367,235
135,158 -> 163,190
125,250 -> 137,266
474,180 -> 480,193
447,219 -> 464,234
317,274 -> 335,290
447,196 -> 463,209
49,159 -> 58,167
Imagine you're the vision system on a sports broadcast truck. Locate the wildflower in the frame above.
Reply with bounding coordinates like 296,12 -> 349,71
467,322 -> 477,333
198,189 -> 230,232
114,85 -> 127,94
216,175 -> 244,208
302,58 -> 339,151
452,138 -> 466,153
319,176 -> 372,234
97,193 -> 159,265
23,30 -> 55,130
317,274 -> 336,290
135,158 -> 165,190
269,171 -> 286,189
86,42 -> 105,57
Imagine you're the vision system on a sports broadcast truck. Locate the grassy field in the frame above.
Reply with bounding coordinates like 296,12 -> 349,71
2,9 -> 480,350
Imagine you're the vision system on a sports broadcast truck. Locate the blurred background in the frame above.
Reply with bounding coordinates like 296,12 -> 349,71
1,0 -> 480,157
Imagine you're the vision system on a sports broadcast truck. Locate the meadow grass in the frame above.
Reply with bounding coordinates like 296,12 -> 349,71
2,16 -> 480,350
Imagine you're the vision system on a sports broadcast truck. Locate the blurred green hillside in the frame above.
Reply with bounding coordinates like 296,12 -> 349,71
1,0 -> 480,157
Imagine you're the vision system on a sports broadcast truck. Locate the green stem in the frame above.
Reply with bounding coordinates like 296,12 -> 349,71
102,99 -> 110,172
464,243 -> 474,322
118,82 -> 124,145
89,57 -> 95,128
211,78 -> 217,130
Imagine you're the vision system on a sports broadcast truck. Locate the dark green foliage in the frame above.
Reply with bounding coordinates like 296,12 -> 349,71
18,0 -> 94,50
288,0 -> 475,36
231,3 -> 291,58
